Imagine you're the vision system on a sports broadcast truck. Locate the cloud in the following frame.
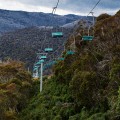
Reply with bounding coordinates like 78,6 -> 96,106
0,0 -> 119,16
0,0 -> 79,15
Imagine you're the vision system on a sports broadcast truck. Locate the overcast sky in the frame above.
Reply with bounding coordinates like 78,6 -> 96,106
0,0 -> 119,16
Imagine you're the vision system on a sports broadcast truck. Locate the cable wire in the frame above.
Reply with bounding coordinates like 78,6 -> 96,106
87,0 -> 101,16
52,0 -> 60,14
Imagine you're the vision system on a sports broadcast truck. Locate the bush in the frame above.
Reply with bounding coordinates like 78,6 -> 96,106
70,71 -> 97,108
87,113 -> 105,120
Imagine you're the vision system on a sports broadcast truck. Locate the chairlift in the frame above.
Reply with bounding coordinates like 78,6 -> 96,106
43,61 -> 57,71
58,57 -> 64,61
66,50 -> 75,55
82,36 -> 94,41
36,59 -> 44,65
33,68 -> 37,71
34,66 -> 38,68
52,32 -> 63,38
40,56 -> 47,59
39,59 -> 44,63
44,48 -> 53,52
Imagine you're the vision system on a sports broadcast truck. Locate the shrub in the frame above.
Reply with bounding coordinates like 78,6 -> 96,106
70,71 -> 97,108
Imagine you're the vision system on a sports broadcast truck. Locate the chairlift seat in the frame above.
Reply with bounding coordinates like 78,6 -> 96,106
36,59 -> 44,65
67,51 -> 75,55
58,57 -> 64,61
43,61 -> 56,71
34,66 -> 38,68
41,56 -> 47,59
45,48 -> 53,52
82,36 -> 94,41
33,68 -> 37,71
52,32 -> 63,38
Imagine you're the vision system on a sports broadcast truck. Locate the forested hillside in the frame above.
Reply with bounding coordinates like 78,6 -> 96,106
19,10 -> 120,120
0,26 -> 73,70
0,9 -> 88,33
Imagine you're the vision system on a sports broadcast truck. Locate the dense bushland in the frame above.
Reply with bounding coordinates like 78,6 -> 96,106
0,60 -> 36,120
0,10 -> 120,120
19,10 -> 120,120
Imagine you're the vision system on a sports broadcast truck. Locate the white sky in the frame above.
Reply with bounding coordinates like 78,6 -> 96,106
0,0 -> 80,15
0,0 -> 119,16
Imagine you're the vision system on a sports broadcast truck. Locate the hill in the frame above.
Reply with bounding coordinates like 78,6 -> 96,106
0,9 -> 89,34
0,26 -> 73,70
19,10 -> 120,120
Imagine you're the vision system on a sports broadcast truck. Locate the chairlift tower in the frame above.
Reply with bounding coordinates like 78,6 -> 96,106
90,12 -> 95,36
40,62 -> 43,92
36,52 -> 47,92
90,12 -> 95,26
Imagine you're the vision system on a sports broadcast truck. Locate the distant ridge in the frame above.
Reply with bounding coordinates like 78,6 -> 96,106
0,9 -> 88,33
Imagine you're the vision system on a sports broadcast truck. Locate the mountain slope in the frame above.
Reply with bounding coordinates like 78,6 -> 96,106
19,10 -> 120,120
0,26 -> 73,70
0,9 -> 87,33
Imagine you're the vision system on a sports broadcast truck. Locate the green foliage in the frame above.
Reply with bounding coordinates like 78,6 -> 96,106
6,10 -> 120,120
87,113 -> 106,120
69,114 -> 80,120
54,115 -> 62,120
116,88 -> 120,111
110,64 -> 120,81
19,78 -> 76,120
70,71 -> 97,107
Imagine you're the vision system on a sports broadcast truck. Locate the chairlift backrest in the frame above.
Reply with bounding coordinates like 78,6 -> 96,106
34,66 -> 38,68
52,32 -> 63,38
33,68 -> 37,71
36,59 -> 44,65
41,56 -> 47,59
67,51 -> 75,55
45,48 -> 53,52
58,57 -> 64,61
82,36 -> 94,41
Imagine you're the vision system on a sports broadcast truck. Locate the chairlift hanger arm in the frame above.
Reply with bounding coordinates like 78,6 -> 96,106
37,53 -> 48,55
52,0 -> 60,14
87,0 -> 101,17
